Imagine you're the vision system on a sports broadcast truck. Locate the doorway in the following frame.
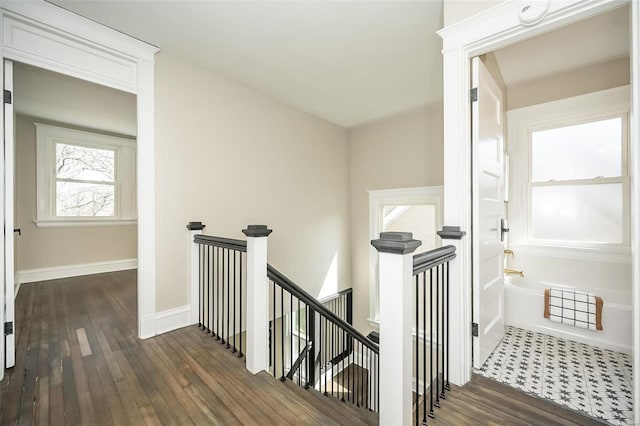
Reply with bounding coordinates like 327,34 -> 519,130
12,60 -> 139,308
0,1 -> 158,379
456,1 -> 638,423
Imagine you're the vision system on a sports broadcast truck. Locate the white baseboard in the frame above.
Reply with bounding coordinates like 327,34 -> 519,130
155,305 -> 193,335
16,258 -> 138,285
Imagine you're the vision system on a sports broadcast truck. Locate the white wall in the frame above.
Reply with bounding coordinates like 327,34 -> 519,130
349,104 -> 444,332
154,53 -> 352,313
15,114 -> 137,272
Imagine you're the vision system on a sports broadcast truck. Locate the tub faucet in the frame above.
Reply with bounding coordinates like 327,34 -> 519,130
504,268 -> 524,277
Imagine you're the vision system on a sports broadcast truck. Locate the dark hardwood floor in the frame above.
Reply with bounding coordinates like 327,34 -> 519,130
0,270 -> 606,425
0,271 -> 375,425
422,375 -> 605,426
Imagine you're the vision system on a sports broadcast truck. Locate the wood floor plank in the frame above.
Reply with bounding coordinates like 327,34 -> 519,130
1,270 -> 607,426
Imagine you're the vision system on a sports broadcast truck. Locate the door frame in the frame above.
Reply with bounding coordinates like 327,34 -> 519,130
438,0 -> 639,423
0,0 -> 159,378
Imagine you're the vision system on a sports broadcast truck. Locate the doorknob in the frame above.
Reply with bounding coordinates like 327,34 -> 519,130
13,228 -> 21,236
500,219 -> 509,242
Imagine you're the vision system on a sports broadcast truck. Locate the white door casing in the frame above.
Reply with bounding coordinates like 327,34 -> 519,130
437,2 -> 636,406
2,59 -> 14,369
0,1 -> 159,378
471,56 -> 505,370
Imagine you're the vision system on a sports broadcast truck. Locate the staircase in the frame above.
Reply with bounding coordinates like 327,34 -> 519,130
187,223 -> 457,425
188,223 -> 380,421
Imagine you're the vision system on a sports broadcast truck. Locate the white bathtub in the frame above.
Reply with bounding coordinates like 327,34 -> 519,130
504,276 -> 632,354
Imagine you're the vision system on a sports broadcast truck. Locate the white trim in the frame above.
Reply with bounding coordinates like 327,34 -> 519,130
631,3 -> 640,424
155,305 -> 192,335
368,186 -> 443,322
16,258 -> 137,285
438,0 -> 634,396
34,219 -> 137,228
188,228 -> 205,325
0,0 -> 159,344
34,122 -> 137,224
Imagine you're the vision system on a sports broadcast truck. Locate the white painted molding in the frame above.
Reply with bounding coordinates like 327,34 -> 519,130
245,235 -> 269,374
34,219 -> 137,228
630,2 -> 640,424
378,250 -> 415,426
155,305 -> 192,336
16,258 -> 137,285
438,0 -> 632,391
1,1 -> 158,93
189,228 -> 204,325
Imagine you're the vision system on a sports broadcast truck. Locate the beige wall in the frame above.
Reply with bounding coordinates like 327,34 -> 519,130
15,114 -> 137,271
349,104 -> 444,332
507,58 -> 630,110
443,0 -> 503,27
154,53 -> 351,312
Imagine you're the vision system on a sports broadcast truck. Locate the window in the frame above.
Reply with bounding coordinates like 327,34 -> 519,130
528,116 -> 628,246
368,187 -> 443,324
35,123 -> 136,226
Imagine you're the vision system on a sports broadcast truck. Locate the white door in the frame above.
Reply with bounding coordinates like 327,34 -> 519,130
3,59 -> 15,369
471,56 -> 506,370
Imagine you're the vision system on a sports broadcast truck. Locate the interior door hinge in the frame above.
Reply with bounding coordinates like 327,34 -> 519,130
4,321 -> 13,336
470,88 -> 478,103
3,89 -> 12,105
472,322 -> 479,337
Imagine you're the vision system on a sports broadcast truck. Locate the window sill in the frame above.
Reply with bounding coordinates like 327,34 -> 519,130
34,219 -> 137,228
510,242 -> 631,263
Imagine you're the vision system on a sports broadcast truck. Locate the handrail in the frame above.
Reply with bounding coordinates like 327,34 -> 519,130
413,245 -> 456,275
317,288 -> 352,305
194,234 -> 247,252
267,264 -> 379,353
286,341 -> 312,380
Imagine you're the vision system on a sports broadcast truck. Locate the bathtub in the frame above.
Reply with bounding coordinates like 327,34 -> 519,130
504,276 -> 632,354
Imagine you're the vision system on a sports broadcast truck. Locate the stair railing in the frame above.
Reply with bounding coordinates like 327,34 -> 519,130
267,265 -> 378,411
187,222 -> 247,358
371,231 -> 457,425
187,223 -> 379,413
412,245 -> 456,425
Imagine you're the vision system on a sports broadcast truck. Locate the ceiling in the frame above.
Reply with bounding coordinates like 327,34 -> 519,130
14,62 -> 137,136
48,0 -> 444,128
25,2 -> 630,126
494,5 -> 629,87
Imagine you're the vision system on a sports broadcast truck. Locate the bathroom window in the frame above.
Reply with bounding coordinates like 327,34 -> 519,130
528,115 -> 628,246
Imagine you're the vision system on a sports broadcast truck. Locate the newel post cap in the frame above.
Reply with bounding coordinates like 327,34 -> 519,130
186,221 -> 206,231
371,232 -> 421,255
242,225 -> 273,237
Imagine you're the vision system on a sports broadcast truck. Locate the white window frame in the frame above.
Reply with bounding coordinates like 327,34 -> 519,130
368,186 -> 443,326
508,86 -> 630,255
35,123 -> 137,227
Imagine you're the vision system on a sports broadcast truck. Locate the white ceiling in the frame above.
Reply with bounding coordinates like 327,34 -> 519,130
48,0 -> 444,128
494,5 -> 629,87
14,62 -> 137,136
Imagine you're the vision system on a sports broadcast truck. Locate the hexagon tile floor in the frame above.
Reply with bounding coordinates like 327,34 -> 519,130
478,326 -> 633,425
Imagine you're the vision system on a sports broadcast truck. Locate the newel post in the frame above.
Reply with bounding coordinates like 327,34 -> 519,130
242,224 -> 273,374
371,232 -> 421,426
187,222 -> 206,325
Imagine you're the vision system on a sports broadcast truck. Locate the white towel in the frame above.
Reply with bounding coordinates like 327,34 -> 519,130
547,287 -> 598,331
